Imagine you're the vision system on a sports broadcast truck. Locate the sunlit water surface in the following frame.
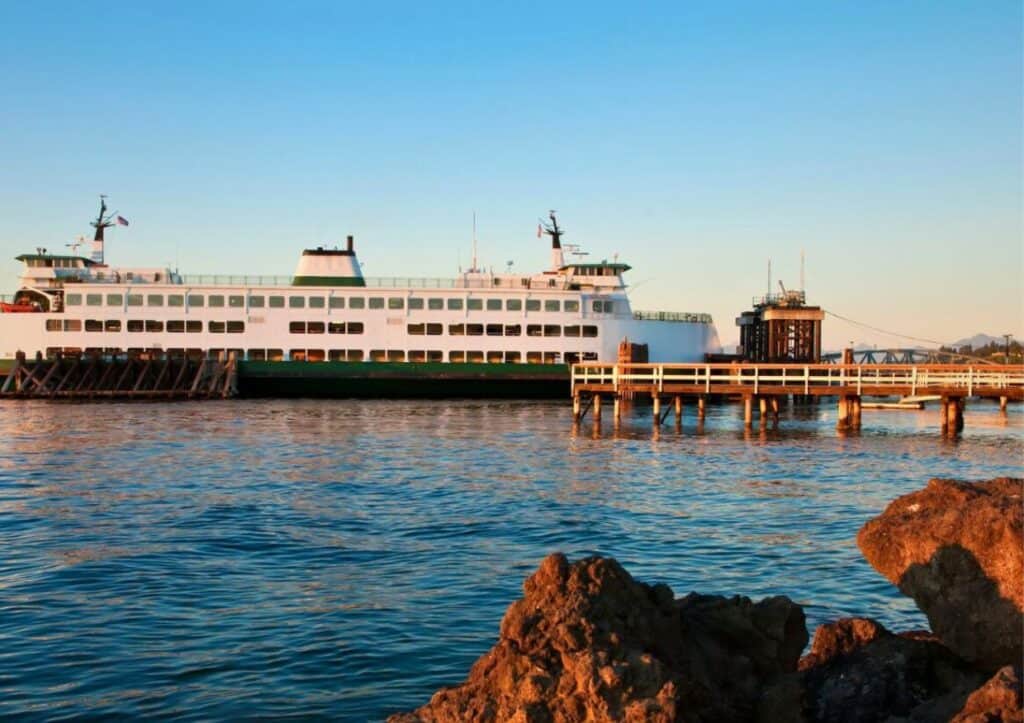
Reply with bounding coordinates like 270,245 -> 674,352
0,399 -> 1020,720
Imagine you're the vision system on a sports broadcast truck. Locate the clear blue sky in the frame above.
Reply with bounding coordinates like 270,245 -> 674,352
1,1 -> 1020,349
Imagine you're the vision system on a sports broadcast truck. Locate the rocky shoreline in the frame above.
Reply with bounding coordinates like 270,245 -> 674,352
389,478 -> 1022,722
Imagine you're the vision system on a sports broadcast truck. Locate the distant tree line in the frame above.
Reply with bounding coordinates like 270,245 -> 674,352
939,340 -> 1022,363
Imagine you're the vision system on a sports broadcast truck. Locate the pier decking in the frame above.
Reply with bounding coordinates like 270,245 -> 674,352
571,362 -> 1024,434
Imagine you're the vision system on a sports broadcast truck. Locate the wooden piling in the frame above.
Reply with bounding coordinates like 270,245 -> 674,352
837,395 -> 850,429
851,396 -> 862,429
593,394 -> 602,423
743,395 -> 753,428
697,395 -> 706,421
652,395 -> 661,426
1000,396 -> 1008,413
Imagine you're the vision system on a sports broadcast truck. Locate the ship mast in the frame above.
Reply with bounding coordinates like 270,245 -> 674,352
540,210 -> 565,270
90,195 -> 116,264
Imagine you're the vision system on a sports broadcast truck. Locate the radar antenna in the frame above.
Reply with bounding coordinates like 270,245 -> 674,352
539,210 -> 563,249
91,195 -> 117,242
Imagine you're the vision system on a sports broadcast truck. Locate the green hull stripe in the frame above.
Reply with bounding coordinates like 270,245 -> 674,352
291,276 -> 366,287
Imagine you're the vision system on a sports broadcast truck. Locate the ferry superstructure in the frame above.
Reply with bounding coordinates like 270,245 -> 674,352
0,201 -> 720,396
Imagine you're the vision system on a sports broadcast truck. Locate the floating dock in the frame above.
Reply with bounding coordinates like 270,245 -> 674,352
571,362 -> 1024,435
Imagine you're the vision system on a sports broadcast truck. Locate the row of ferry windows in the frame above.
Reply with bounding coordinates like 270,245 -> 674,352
287,321 -> 598,337
63,293 -> 608,313
43,347 -> 598,364
47,319 -> 246,334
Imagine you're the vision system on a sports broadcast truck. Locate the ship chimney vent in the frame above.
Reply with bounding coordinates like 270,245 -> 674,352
347,235 -> 354,253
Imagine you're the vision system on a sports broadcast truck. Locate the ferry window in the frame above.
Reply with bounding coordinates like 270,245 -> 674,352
105,320 -> 122,332
505,351 -> 521,363
504,324 -> 521,336
447,298 -> 463,311
449,351 -> 466,363
209,321 -> 226,333
408,298 -> 424,310
369,349 -> 387,361
147,294 -> 164,307
582,325 -> 599,337
168,295 -> 184,307
506,299 -> 522,311
146,320 -> 164,333
308,296 -> 325,309
328,349 -> 345,361
544,300 -> 560,312
85,319 -> 103,332
467,299 -> 483,311
63,320 -> 82,332
408,350 -> 426,362
106,294 -> 123,307
387,298 -> 404,310
564,300 -> 580,312
387,350 -> 405,362
486,324 -> 502,336
66,293 -> 82,306
487,351 -> 503,363
527,351 -> 543,364
290,321 -> 306,334
269,296 -> 285,308
307,322 -> 325,334
249,349 -> 267,361
46,319 -> 62,331
346,350 -> 364,361
127,294 -> 143,307
227,321 -> 245,334
289,296 -> 305,309
125,271 -> 133,280
426,323 -> 442,336
467,351 -> 484,363
208,295 -> 225,308
449,324 -> 465,336
347,322 -> 364,334
328,322 -> 347,334
127,320 -> 144,333
544,352 -> 560,364
349,297 -> 365,309
428,298 -> 444,310
87,294 -> 102,306
229,295 -> 245,308
427,350 -> 443,362
467,324 -> 484,336
186,320 -> 202,333
526,299 -> 541,311
408,323 -> 425,335
291,350 -> 308,362
544,324 -> 561,337
527,324 -> 542,337
167,321 -> 185,333
591,300 -> 614,313
486,299 -> 502,311
248,295 -> 265,308
564,325 -> 581,337
368,297 -> 385,310
307,349 -> 326,362
188,294 -> 204,307
268,349 -> 284,361
329,296 -> 345,309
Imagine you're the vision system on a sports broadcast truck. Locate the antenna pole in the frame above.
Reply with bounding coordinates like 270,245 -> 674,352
767,258 -> 772,298
472,211 -> 478,273
800,249 -> 805,292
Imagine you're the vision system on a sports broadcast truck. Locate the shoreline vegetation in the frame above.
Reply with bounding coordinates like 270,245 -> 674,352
390,478 -> 1023,722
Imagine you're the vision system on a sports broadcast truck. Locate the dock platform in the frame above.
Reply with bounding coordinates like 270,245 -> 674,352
571,362 -> 1024,435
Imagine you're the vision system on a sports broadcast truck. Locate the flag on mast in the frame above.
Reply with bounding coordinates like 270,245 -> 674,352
116,216 -> 129,226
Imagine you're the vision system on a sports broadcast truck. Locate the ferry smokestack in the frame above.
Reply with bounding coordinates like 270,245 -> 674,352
347,235 -> 354,253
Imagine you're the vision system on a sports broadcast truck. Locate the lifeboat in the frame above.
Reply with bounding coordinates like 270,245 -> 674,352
0,301 -> 41,313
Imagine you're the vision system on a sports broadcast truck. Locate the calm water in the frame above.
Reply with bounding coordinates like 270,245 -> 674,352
0,398 -> 1020,720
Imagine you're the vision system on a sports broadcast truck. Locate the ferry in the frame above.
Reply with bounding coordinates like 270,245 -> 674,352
0,199 -> 721,397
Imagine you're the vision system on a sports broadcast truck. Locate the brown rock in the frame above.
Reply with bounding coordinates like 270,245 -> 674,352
389,553 -> 807,723
798,617 -> 888,670
857,477 -> 1024,670
952,666 -> 1023,723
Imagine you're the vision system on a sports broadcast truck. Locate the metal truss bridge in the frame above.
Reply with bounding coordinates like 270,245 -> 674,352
820,348 -> 996,365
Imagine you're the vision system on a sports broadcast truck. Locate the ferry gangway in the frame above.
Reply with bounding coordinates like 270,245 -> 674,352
570,362 -> 1024,435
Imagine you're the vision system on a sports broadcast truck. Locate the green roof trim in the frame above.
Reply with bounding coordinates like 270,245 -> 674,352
16,254 -> 96,265
291,275 -> 367,287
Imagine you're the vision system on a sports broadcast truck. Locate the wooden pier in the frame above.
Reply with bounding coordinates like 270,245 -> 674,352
0,350 -> 238,400
571,362 -> 1023,435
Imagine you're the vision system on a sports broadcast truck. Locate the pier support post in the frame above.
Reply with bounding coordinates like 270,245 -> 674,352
593,394 -> 602,424
743,395 -> 753,428
837,395 -> 850,430
944,397 -> 964,435
652,395 -> 661,426
697,395 -> 706,421
613,397 -> 621,427
1000,395 -> 1008,414
674,396 -> 682,430
770,397 -> 780,426
573,395 -> 581,423
851,396 -> 862,430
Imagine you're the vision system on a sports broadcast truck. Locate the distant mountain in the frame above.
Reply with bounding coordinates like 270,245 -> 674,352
949,333 -> 1004,348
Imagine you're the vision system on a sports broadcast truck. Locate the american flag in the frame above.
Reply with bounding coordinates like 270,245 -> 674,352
116,216 -> 129,226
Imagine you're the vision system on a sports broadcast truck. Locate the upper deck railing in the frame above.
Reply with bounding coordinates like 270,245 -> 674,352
571,362 -> 1024,399
632,311 -> 713,324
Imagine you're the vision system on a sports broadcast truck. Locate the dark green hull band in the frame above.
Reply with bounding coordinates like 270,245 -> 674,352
237,361 -> 570,398
290,276 -> 367,286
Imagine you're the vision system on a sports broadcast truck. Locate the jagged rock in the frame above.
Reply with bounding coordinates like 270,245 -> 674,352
857,477 -> 1024,671
952,666 -> 1023,723
762,618 -> 986,723
389,553 -> 807,723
